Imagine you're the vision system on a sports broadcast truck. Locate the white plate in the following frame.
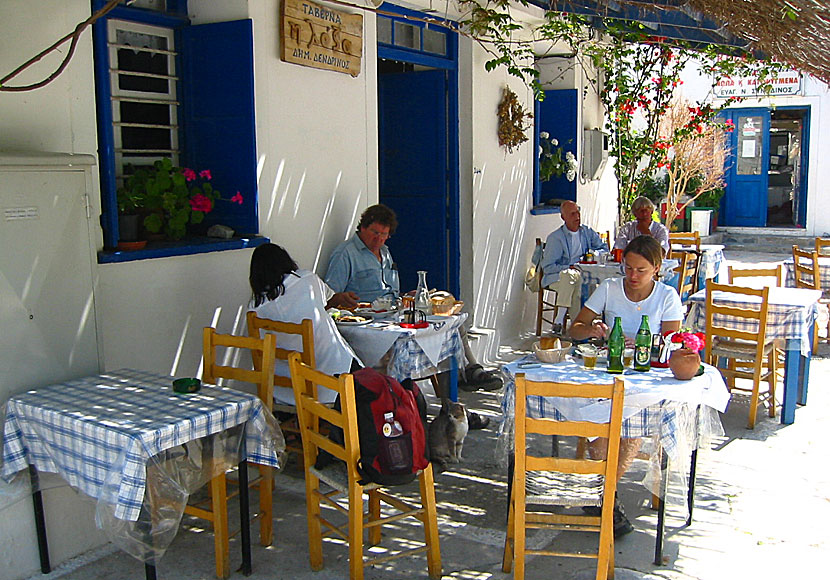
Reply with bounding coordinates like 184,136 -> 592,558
355,307 -> 398,319
336,317 -> 371,326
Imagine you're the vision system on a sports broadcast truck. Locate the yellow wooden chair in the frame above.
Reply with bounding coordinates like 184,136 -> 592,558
815,237 -> 830,257
287,352 -> 441,580
669,231 -> 701,251
534,238 -> 570,336
728,264 -> 784,287
670,249 -> 700,304
705,283 -> 777,429
192,328 -> 277,578
792,245 -> 829,351
247,312 -> 315,465
503,375 -> 624,580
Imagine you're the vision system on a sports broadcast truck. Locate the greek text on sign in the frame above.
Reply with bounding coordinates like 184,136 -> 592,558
713,71 -> 802,98
281,0 -> 363,77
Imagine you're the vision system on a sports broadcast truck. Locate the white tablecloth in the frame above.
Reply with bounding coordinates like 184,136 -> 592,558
338,313 -> 467,381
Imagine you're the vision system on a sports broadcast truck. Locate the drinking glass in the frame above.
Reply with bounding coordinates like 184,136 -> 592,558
578,345 -> 598,370
623,348 -> 634,367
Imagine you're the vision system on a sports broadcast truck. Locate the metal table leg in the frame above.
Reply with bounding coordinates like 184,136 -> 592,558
29,465 -> 51,574
238,460 -> 252,576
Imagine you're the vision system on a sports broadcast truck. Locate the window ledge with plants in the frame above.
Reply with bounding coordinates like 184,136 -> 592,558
100,158 -> 268,263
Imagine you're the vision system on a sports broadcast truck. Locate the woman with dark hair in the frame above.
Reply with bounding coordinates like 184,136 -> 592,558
249,243 -> 361,405
568,235 -> 683,537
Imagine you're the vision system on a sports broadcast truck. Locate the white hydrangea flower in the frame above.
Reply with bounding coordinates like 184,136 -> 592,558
539,131 -> 549,139
566,169 -> 576,181
538,145 -> 543,157
551,138 -> 559,146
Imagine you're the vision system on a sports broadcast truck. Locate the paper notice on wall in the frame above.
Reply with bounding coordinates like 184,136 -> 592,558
741,140 -> 756,158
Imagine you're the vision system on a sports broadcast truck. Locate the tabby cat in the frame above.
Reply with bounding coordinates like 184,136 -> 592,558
428,398 -> 469,472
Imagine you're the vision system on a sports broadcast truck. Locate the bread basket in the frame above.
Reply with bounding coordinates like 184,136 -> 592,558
432,300 -> 464,316
533,340 -> 572,364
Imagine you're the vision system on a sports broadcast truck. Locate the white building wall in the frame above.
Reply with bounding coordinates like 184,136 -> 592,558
0,2 -> 613,576
681,62 -> 830,237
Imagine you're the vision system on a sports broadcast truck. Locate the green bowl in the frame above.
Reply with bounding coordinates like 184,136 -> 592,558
173,378 -> 201,394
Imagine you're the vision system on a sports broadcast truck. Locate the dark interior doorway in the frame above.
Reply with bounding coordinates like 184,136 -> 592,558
767,108 -> 807,227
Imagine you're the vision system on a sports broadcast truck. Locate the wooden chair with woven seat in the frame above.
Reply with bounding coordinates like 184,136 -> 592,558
815,237 -> 830,257
669,231 -> 701,252
247,312 -> 315,466
670,249 -> 700,305
192,327 -> 277,578
287,352 -> 441,580
728,264 -> 784,287
792,245 -> 829,351
705,282 -> 777,429
534,238 -> 570,336
503,374 -> 624,580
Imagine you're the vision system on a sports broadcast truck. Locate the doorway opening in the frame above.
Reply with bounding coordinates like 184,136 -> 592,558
767,108 -> 807,227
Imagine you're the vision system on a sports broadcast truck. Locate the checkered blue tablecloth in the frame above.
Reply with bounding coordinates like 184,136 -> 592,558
783,256 -> 830,290
340,314 -> 467,381
1,369 -> 282,522
685,287 -> 823,356
495,356 -> 729,503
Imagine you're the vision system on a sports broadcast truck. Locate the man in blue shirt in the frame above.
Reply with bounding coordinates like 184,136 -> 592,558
325,204 -> 399,305
325,204 -> 500,427
541,201 -> 608,324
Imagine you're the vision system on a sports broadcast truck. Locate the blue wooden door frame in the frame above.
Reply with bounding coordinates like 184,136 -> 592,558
377,12 -> 459,298
720,108 -> 770,227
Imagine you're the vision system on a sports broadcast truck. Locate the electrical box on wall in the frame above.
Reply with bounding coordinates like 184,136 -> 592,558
582,129 -> 609,181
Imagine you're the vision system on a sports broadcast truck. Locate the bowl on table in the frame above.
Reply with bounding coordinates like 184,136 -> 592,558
533,339 -> 572,363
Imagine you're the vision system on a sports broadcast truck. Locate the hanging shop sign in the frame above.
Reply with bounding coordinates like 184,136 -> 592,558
281,0 -> 363,77
713,70 -> 802,98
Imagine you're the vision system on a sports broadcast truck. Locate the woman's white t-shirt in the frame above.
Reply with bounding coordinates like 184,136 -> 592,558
249,269 -> 361,405
584,277 -> 684,337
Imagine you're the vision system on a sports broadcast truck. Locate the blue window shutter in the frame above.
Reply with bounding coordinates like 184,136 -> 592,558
181,19 -> 258,234
535,89 -> 578,205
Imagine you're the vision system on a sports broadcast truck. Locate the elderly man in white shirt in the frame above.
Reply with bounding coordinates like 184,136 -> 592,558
540,201 -> 608,324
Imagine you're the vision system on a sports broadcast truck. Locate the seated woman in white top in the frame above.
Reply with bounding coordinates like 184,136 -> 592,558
568,235 -> 683,536
248,243 -> 361,405
614,196 -> 670,256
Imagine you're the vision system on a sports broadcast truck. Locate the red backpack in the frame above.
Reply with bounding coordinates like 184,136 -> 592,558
315,368 -> 429,486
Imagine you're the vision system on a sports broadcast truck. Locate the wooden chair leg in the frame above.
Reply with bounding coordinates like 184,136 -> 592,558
536,290 -> 544,336
368,489 -> 382,546
419,465 -> 442,579
305,473 -> 323,571
502,488 -> 515,572
209,473 -> 230,579
259,465 -> 273,546
747,375 -> 761,430
348,485 -> 365,580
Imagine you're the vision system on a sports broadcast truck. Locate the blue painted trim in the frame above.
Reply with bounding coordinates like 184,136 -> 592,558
446,36 -> 460,298
377,45 -> 455,70
98,236 -> 269,263
92,16 -> 118,249
530,206 -> 563,216
93,1 -> 188,27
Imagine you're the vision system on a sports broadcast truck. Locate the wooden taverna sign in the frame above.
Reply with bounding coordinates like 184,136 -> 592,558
281,0 -> 363,77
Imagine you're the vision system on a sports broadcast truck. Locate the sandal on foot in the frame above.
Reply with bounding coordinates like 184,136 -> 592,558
460,364 -> 504,392
467,411 -> 490,430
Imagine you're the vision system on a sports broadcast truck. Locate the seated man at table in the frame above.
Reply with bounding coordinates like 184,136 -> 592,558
540,200 -> 609,323
614,196 -> 670,256
324,204 -> 500,426
249,243 -> 362,405
568,235 -> 683,536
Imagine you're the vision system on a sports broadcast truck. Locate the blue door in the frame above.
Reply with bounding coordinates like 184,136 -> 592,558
720,108 -> 771,227
378,70 -> 451,294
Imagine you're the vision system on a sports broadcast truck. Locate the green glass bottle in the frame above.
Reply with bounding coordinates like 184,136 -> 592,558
607,317 -> 624,374
634,315 -> 651,372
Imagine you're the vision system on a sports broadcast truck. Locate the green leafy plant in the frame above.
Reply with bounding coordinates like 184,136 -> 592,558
118,158 -> 242,241
539,132 -> 577,182
694,186 -> 725,209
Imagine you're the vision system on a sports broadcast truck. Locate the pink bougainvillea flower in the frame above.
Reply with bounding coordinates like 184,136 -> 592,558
231,191 -> 244,205
724,119 -> 735,133
199,169 -> 212,180
189,193 -> 212,213
183,168 -> 197,182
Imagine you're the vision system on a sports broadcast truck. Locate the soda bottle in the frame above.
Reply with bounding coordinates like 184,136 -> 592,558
634,315 -> 651,372
380,412 -> 410,473
607,317 -> 624,374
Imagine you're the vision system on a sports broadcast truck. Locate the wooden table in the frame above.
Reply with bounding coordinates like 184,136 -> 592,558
1,369 -> 283,579
686,286 -> 824,424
